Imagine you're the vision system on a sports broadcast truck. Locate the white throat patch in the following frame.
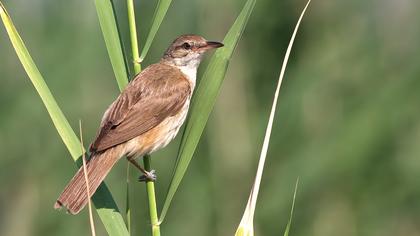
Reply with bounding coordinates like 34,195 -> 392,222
168,52 -> 203,89
178,64 -> 198,89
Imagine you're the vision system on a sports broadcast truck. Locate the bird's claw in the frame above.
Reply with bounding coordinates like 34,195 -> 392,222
138,169 -> 157,182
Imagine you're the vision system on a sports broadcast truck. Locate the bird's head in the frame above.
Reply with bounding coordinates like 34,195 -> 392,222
161,34 -> 224,68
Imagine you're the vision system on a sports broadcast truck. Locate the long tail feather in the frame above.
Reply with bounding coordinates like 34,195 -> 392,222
54,146 -> 123,214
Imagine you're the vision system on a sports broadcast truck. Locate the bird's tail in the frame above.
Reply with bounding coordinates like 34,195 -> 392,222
54,146 -> 123,214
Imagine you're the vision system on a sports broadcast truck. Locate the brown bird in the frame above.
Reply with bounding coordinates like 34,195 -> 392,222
54,34 -> 223,214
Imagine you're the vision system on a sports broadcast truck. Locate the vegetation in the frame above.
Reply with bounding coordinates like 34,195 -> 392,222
1,0 -> 420,235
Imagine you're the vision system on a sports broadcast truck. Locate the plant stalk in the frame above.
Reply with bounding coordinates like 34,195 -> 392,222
126,0 -> 139,233
144,155 -> 161,236
127,1 -> 161,235
127,0 -> 141,74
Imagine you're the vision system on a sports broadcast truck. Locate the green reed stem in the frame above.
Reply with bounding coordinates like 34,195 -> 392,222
127,0 -> 141,74
126,1 -> 137,232
127,1 -> 160,235
144,155 -> 161,236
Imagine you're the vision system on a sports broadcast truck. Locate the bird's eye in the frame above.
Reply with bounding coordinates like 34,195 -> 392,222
182,42 -> 192,50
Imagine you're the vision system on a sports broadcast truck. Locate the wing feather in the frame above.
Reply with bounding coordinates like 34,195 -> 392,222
89,64 -> 191,152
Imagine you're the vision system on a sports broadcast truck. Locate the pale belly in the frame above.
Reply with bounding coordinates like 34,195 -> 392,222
123,100 -> 190,158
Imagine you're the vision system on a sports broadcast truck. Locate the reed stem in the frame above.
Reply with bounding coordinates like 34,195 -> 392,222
127,1 -> 161,235
144,155 -> 161,236
127,0 -> 141,74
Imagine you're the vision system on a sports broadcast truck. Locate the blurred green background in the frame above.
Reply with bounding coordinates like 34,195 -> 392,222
1,0 -> 420,235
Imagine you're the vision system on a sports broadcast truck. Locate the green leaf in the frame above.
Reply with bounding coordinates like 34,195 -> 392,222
283,179 -> 299,236
92,185 -> 130,236
159,0 -> 256,222
0,2 -> 129,236
0,2 -> 80,158
94,0 -> 129,90
140,0 -> 173,61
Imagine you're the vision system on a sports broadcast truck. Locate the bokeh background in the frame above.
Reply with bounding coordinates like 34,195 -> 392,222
1,0 -> 420,235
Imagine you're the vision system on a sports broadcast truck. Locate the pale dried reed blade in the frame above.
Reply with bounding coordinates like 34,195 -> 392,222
235,1 -> 311,235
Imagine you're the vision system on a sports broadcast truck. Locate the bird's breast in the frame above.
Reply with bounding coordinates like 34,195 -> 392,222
124,98 -> 191,157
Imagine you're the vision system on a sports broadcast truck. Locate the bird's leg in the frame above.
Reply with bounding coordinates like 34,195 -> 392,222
127,156 -> 157,182
138,169 -> 156,182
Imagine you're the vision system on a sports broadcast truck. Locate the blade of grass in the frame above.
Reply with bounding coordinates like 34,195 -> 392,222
283,178 -> 299,236
235,1 -> 311,235
0,2 -> 80,158
94,0 -> 129,90
159,0 -> 256,222
92,186 -> 129,235
79,121 -> 97,236
0,3 -> 129,236
139,0 -> 173,61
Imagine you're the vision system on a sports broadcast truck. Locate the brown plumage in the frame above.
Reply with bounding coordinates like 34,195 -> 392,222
54,145 -> 124,214
54,34 -> 223,214
90,64 -> 191,152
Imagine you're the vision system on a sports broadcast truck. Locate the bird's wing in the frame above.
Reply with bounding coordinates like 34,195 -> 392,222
89,64 -> 191,152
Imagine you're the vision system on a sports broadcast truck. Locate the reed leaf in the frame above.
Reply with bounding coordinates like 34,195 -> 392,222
94,0 -> 129,90
0,2 -> 129,236
235,1 -> 311,235
0,2 -> 80,158
283,179 -> 299,236
139,0 -> 173,61
159,0 -> 256,222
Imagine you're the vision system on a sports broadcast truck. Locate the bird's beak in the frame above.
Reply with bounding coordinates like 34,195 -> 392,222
201,41 -> 224,50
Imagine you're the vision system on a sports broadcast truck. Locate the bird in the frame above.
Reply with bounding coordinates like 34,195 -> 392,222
54,34 -> 224,214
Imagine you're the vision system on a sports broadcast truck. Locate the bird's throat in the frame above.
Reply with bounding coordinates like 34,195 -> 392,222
177,64 -> 198,89
161,55 -> 201,89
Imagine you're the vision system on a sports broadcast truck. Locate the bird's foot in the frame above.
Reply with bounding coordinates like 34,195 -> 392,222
138,169 -> 157,182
